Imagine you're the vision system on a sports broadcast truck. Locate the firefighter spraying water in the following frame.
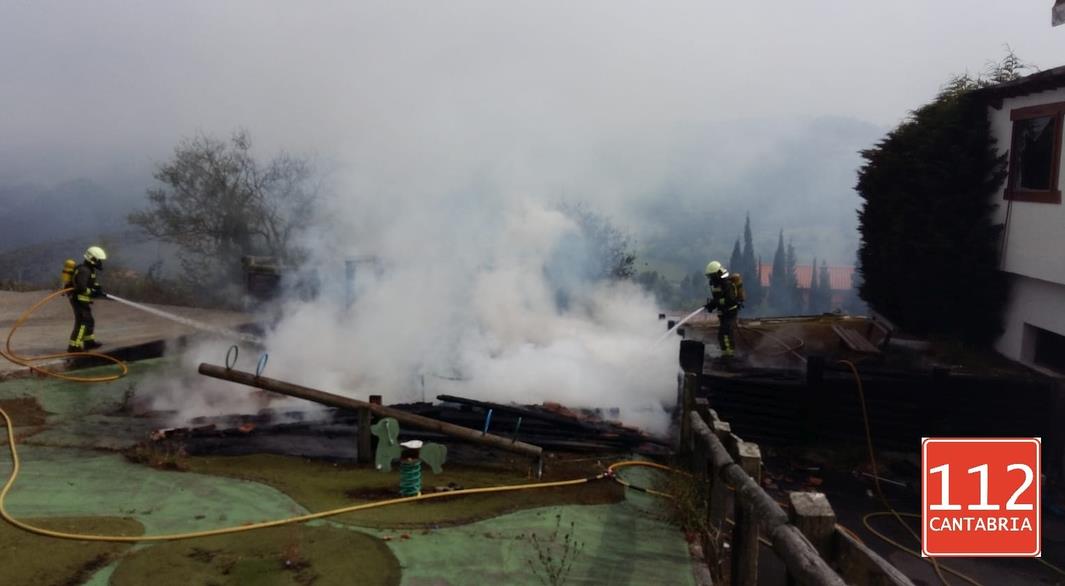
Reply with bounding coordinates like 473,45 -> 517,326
56,245 -> 263,353
65,246 -> 108,352
703,260 -> 744,364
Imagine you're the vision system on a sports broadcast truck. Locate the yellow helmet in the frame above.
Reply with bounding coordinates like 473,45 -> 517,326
704,260 -> 723,276
85,246 -> 107,268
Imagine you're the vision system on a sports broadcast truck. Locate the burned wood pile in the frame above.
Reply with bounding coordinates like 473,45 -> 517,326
386,394 -> 668,453
148,394 -> 666,455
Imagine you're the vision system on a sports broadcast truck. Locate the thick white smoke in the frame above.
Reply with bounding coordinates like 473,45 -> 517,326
258,192 -> 680,434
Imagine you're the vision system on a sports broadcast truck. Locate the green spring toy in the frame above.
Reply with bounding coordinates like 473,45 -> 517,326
399,459 -> 422,496
370,417 -> 447,497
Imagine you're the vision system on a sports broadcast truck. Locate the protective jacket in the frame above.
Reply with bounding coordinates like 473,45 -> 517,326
69,263 -> 101,304
706,274 -> 740,359
68,262 -> 102,350
706,275 -> 741,315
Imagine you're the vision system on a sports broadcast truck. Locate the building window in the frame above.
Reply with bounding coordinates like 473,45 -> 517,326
1006,102 -> 1065,204
1033,326 -> 1065,374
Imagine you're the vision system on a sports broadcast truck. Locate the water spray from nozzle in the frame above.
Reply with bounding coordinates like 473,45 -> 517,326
105,293 -> 263,345
652,306 -> 705,346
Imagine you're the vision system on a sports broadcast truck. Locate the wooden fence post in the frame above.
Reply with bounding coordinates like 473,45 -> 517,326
708,419 -> 731,530
357,407 -> 372,464
731,441 -> 762,586
678,339 -> 704,457
692,398 -> 711,483
787,491 -> 837,585
680,373 -> 697,458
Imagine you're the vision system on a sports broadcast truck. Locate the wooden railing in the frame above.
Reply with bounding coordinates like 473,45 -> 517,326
677,340 -> 914,585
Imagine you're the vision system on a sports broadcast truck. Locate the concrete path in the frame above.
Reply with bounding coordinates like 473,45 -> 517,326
0,290 -> 251,378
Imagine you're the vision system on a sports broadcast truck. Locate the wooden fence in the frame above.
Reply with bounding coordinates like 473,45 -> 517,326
678,340 -> 914,585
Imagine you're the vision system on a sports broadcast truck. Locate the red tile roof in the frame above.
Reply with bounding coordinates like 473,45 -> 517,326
755,263 -> 853,290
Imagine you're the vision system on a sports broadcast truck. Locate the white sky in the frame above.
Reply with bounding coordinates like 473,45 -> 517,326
1,1 -> 1062,189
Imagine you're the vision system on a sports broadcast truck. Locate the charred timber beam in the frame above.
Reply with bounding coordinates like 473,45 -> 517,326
198,363 -> 543,460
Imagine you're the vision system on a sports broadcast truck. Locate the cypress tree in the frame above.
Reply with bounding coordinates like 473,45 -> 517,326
769,230 -> 787,312
741,213 -> 762,305
729,238 -> 742,277
785,240 -> 799,314
818,260 -> 833,312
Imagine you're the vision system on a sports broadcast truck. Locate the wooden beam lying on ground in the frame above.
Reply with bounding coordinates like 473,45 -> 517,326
198,363 -> 543,459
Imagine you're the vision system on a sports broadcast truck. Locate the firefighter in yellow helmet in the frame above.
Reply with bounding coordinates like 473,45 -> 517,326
704,260 -> 742,361
67,246 -> 107,352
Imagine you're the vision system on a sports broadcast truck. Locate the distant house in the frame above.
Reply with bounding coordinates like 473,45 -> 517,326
759,263 -> 854,309
975,66 -> 1065,374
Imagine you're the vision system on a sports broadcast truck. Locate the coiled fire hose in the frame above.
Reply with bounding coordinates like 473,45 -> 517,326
0,288 -> 127,382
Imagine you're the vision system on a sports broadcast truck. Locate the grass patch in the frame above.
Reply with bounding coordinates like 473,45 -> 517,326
0,516 -> 143,585
111,523 -> 399,586
182,453 -> 623,528
657,469 -> 725,583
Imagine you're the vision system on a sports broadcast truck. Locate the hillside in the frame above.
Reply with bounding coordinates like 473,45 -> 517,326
0,231 -> 180,287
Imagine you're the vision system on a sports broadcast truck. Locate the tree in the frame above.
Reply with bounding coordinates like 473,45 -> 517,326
679,271 -> 707,306
768,230 -> 788,312
635,270 -> 680,308
846,251 -> 866,315
129,129 -> 317,290
855,56 -> 1022,344
808,257 -> 819,313
741,213 -> 763,306
785,240 -> 800,313
556,202 -> 636,281
817,260 -> 833,312
729,238 -> 742,278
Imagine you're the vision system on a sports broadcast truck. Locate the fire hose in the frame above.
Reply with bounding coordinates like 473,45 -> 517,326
0,405 -> 672,542
0,289 -> 127,382
0,288 -> 263,383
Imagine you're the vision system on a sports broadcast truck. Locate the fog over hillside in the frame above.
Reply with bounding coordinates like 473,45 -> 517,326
2,1 -> 1061,275
0,114 -> 881,274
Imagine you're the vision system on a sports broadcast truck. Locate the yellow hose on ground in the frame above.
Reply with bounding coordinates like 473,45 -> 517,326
607,460 -> 686,499
839,359 -> 970,586
0,400 -> 611,541
0,288 -> 127,382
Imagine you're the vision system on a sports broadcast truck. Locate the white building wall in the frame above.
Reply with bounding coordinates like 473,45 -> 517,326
987,87 -> 1065,364
988,88 -> 1065,285
996,273 -> 1065,364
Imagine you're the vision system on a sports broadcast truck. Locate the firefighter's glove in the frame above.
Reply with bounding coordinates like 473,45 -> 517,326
90,287 -> 105,299
704,298 -> 716,313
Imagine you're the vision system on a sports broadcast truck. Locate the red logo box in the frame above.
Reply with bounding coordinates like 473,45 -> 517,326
922,438 -> 1041,557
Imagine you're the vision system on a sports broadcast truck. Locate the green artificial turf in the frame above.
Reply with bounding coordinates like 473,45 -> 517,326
110,524 -> 400,586
0,516 -> 143,586
182,453 -> 623,528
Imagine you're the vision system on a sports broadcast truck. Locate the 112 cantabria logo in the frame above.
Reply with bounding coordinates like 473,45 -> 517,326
922,438 -> 1041,557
